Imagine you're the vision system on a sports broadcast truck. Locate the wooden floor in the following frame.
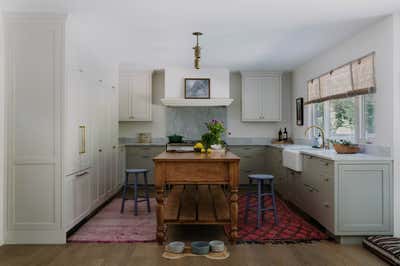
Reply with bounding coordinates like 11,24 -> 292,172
0,241 -> 387,266
0,188 -> 387,266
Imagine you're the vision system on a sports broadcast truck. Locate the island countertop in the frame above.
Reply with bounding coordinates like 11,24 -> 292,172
153,151 -> 240,162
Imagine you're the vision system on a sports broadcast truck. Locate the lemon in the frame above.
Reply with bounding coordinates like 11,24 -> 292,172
207,148 -> 212,153
194,142 -> 204,149
201,148 -> 206,153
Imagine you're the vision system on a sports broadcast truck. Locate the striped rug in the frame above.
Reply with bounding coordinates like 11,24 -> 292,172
363,236 -> 400,265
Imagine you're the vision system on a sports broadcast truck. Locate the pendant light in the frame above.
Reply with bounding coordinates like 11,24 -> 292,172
192,32 -> 202,69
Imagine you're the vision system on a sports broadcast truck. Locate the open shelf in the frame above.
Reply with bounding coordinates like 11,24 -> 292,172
164,185 -> 230,224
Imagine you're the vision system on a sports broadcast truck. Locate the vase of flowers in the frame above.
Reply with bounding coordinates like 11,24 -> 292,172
201,119 -> 225,150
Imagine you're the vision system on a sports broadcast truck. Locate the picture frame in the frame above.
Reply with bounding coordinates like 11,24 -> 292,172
296,97 -> 304,126
184,78 -> 210,99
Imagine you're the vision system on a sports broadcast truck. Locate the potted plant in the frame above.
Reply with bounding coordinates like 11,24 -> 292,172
201,119 -> 225,151
328,139 -> 360,154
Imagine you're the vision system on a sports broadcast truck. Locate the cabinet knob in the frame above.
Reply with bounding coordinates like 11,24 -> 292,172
323,203 -> 330,208
113,146 -> 116,149
98,149 -> 103,152
324,178 -> 329,182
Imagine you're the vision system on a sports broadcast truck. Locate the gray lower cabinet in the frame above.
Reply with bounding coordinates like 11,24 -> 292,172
125,146 -> 165,184
228,146 -> 268,184
286,155 -> 393,239
336,163 -> 392,235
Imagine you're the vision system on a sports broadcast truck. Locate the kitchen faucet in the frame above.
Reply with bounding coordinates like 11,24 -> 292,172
304,125 -> 327,149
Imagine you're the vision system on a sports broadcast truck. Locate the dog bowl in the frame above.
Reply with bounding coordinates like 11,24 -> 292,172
166,241 -> 185,254
209,240 -> 225,252
191,241 -> 210,255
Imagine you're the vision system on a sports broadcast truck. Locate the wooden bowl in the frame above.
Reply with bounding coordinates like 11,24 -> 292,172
333,144 -> 360,154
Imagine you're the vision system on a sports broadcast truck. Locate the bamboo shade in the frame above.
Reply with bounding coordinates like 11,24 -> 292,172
305,53 -> 375,105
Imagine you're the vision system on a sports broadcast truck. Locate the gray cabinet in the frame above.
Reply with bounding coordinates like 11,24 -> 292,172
125,146 -> 165,184
336,163 -> 392,235
228,146 -> 267,184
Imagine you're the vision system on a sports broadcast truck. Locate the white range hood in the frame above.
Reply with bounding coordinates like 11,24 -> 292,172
161,67 -> 234,107
161,98 -> 234,107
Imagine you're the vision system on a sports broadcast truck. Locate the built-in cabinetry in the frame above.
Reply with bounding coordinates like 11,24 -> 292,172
3,13 -> 122,243
241,72 -> 281,122
119,70 -> 152,121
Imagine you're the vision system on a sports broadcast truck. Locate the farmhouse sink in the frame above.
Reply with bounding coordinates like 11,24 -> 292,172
282,149 -> 303,172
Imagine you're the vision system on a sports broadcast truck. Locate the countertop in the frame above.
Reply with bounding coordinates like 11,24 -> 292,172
267,144 -> 392,161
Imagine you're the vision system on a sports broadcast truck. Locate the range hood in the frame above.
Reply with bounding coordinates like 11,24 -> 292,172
161,67 -> 234,107
160,98 -> 234,107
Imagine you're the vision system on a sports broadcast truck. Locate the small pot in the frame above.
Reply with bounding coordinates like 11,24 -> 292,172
333,144 -> 360,154
168,134 -> 183,143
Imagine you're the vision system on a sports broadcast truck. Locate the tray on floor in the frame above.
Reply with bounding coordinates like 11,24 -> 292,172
162,245 -> 229,260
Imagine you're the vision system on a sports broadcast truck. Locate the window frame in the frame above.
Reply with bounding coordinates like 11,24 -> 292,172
308,95 -> 375,144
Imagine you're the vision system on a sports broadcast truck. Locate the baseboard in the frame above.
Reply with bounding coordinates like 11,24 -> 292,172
6,230 -> 66,244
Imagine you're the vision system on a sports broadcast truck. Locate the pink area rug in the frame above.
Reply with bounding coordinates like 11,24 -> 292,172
68,198 -> 156,243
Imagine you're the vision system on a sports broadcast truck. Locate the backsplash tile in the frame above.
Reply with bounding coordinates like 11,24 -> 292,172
166,106 -> 227,140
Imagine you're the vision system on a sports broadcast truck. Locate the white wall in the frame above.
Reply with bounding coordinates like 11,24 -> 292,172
392,13 -> 400,238
292,15 -> 395,147
227,72 -> 292,138
164,67 -> 230,98
0,14 -> 5,246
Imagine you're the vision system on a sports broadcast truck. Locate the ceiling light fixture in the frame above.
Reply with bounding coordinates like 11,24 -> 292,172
192,32 -> 203,69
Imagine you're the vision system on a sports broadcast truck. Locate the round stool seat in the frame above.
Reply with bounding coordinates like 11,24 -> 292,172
248,174 -> 274,180
126,168 -> 148,173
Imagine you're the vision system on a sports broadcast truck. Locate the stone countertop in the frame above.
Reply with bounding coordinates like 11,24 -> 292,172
267,144 -> 392,161
122,143 -> 167,147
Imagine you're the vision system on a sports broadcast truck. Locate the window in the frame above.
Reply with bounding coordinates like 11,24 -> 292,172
310,95 -> 375,143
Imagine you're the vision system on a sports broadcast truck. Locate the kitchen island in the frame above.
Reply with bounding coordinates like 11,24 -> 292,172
153,151 -> 240,244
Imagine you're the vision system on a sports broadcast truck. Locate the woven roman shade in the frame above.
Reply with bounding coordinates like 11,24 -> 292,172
305,53 -> 375,105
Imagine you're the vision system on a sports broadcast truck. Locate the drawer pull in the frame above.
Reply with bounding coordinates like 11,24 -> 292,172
76,171 -> 89,177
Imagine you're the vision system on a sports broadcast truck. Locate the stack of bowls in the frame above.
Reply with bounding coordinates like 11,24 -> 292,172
209,240 -> 225,252
166,241 -> 185,254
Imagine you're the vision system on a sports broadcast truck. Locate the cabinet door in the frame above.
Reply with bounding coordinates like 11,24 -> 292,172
119,77 -> 131,121
73,171 -> 91,222
260,75 -> 281,121
131,72 -> 152,121
242,77 -> 262,121
337,164 -> 392,234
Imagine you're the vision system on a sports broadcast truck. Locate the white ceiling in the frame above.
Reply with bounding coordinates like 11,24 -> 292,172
2,0 -> 400,71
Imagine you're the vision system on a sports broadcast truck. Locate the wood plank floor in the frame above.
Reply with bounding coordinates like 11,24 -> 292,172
0,241 -> 387,266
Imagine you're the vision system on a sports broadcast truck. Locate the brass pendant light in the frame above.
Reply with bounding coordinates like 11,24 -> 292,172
192,32 -> 202,69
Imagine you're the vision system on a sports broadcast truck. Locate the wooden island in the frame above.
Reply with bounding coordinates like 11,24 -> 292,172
153,151 -> 240,244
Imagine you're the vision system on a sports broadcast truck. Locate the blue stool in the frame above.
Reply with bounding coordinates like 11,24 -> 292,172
244,174 -> 278,228
120,169 -> 151,216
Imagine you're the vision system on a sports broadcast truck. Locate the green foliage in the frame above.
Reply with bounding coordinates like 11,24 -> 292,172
201,132 -> 218,149
328,139 -> 353,146
202,119 -> 225,148
331,98 -> 354,130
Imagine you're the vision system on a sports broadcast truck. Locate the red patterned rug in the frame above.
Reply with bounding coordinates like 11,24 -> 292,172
68,198 -> 156,243
225,195 -> 329,244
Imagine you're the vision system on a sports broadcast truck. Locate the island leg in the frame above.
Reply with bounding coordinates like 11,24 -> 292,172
154,163 -> 165,244
229,162 -> 240,244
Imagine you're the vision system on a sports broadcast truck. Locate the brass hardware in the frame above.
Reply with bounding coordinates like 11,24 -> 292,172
79,125 -> 86,154
192,32 -> 203,69
113,146 -> 116,149
304,125 -> 327,149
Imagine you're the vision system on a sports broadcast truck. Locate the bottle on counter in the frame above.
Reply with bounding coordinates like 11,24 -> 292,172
283,128 -> 288,141
278,128 -> 283,141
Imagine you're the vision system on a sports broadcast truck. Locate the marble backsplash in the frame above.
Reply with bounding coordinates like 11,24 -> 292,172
166,106 -> 227,140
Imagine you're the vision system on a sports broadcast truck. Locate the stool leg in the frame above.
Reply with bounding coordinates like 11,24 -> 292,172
144,172 -> 151,213
261,180 -> 265,223
271,181 -> 278,225
244,192 -> 250,224
134,173 -> 138,216
257,180 -> 262,229
120,173 -> 128,213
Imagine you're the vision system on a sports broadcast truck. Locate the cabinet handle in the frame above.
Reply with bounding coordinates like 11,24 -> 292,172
324,177 -> 329,182
129,116 -> 135,119
76,171 -> 89,177
79,125 -> 86,154
113,146 -> 116,149
323,203 -> 330,208
98,148 -> 103,152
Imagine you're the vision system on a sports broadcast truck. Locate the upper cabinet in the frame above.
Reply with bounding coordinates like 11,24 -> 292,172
119,70 -> 152,121
241,72 -> 282,122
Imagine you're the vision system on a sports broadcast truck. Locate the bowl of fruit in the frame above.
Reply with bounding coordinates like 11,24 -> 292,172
194,142 -> 204,153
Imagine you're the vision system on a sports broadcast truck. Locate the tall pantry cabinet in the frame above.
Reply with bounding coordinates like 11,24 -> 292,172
3,13 -> 121,244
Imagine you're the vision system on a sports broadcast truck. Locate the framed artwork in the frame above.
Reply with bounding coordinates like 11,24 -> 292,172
296,97 -> 304,126
184,78 -> 210,99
